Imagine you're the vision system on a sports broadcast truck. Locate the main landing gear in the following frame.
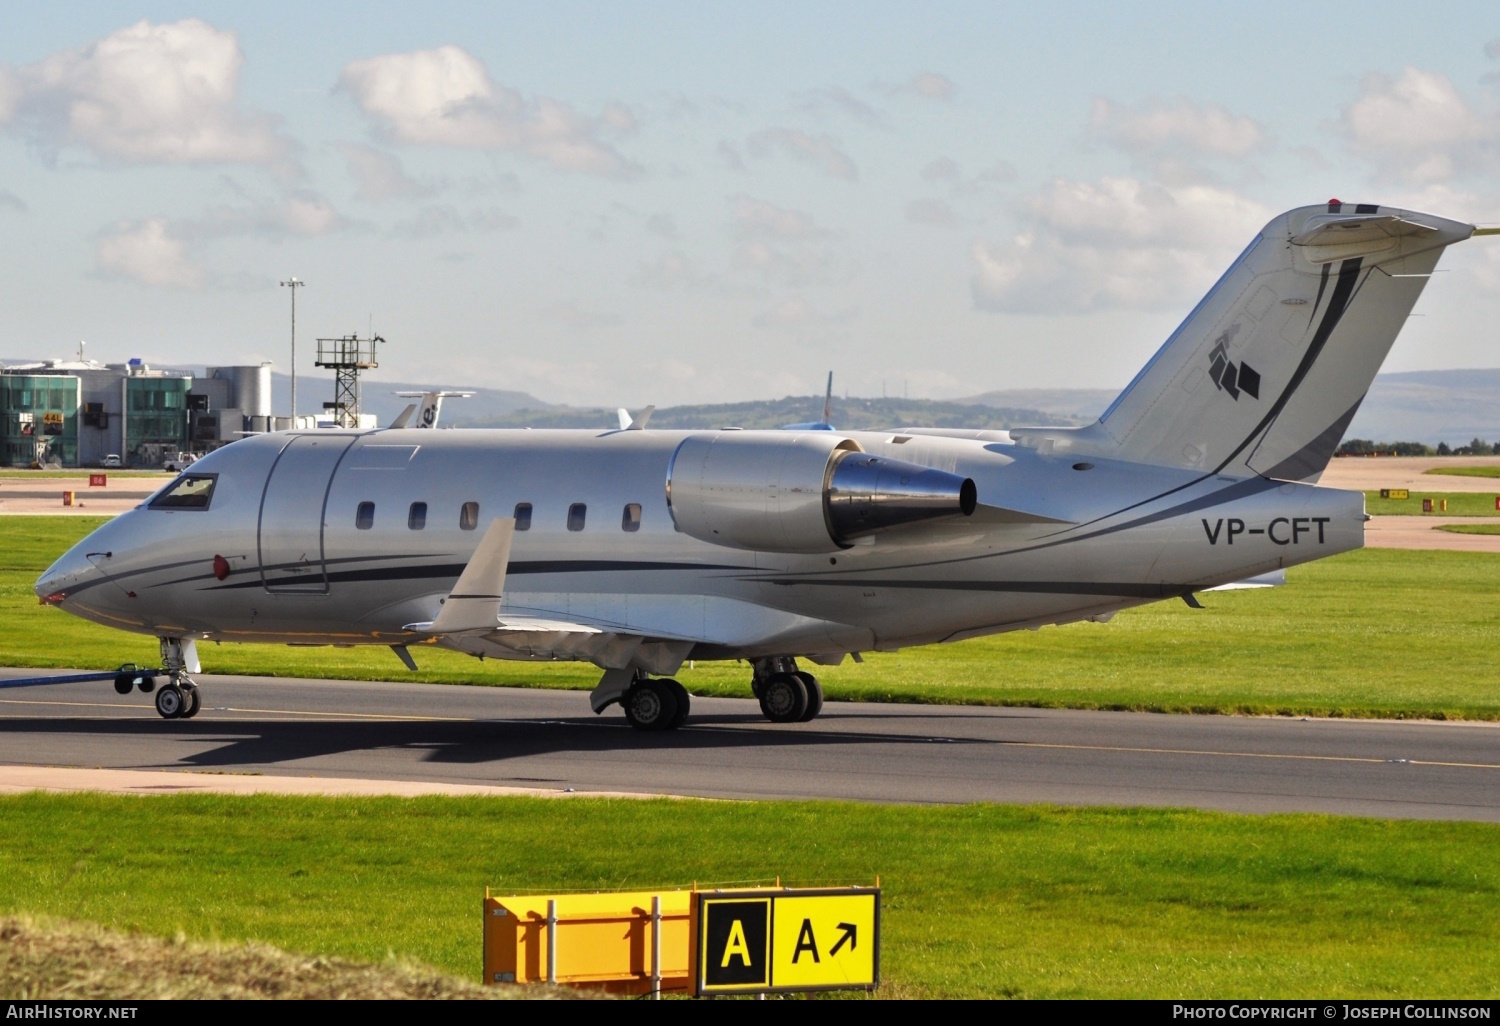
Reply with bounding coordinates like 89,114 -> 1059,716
593,657 -> 824,732
751,657 -> 823,724
621,673 -> 691,732
150,637 -> 201,720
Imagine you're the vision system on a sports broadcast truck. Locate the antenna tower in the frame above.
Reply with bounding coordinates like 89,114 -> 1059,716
315,333 -> 383,428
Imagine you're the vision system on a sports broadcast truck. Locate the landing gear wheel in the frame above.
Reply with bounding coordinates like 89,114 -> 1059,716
759,672 -> 808,723
137,676 -> 156,694
154,684 -> 185,719
179,685 -> 201,720
623,679 -> 680,732
794,672 -> 823,722
113,673 -> 134,696
661,678 -> 690,728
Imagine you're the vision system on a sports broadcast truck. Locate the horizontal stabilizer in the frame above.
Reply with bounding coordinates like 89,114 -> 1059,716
1205,569 -> 1286,592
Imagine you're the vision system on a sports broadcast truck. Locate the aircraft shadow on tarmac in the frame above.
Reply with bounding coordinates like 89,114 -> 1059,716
0,713 -> 997,773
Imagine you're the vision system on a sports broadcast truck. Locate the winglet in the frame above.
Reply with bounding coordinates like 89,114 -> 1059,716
389,403 -> 418,429
410,518 -> 515,635
629,405 -> 655,430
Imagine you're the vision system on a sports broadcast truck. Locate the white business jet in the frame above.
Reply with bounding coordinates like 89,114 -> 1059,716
34,203 -> 1484,730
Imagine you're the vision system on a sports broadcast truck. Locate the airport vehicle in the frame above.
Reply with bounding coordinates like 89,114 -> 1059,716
162,452 -> 198,472
33,202 -> 1483,730
100,454 -> 122,469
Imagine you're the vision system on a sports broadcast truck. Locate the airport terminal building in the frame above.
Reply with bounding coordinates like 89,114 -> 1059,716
0,359 -> 278,468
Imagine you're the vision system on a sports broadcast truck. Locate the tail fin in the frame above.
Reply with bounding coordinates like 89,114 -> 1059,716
1015,203 -> 1474,481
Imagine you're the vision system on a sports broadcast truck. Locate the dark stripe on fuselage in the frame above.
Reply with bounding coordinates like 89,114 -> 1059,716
202,558 -> 752,591
765,578 -> 1196,598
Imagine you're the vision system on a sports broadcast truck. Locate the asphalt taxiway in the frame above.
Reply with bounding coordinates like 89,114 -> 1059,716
2,671 -> 1496,821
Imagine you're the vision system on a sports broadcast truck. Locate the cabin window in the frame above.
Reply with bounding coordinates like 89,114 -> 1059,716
514,502 -> 532,531
622,503 -> 642,532
355,502 -> 375,530
460,501 -> 479,531
148,473 -> 217,511
408,502 -> 427,530
568,503 -> 587,531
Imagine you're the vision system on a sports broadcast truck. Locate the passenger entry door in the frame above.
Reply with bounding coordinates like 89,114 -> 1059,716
258,435 -> 356,593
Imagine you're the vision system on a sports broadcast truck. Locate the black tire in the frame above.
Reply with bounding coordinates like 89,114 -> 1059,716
137,676 -> 156,694
179,686 -> 201,719
113,673 -> 134,695
154,684 -> 184,719
794,672 -> 823,722
623,679 -> 679,732
661,678 -> 690,728
758,672 -> 808,723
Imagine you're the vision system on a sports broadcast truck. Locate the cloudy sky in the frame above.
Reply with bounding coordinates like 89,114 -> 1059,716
3,1 -> 1500,407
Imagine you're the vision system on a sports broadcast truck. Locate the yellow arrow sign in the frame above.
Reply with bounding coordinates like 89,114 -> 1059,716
771,893 -> 878,989
694,887 -> 880,995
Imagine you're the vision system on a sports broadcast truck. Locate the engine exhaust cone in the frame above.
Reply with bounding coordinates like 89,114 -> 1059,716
826,452 -> 977,544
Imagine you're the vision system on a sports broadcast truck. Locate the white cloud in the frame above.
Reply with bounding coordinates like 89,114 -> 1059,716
922,157 -> 960,183
729,197 -> 837,286
390,205 -> 518,239
0,69 -> 17,124
338,45 -> 636,177
1340,67 -> 1496,183
798,86 -> 884,127
645,212 -> 676,238
0,189 -> 24,212
717,139 -> 746,171
751,296 -> 855,329
8,20 -> 289,166
909,73 -> 955,102
1090,97 -> 1266,158
338,143 -> 429,202
732,196 -> 825,240
906,198 -> 959,227
631,251 -> 706,290
746,127 -> 857,180
190,193 -> 347,239
95,217 -> 204,289
971,177 -> 1270,314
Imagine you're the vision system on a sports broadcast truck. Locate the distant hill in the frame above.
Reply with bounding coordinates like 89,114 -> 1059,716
961,388 -> 1118,421
450,396 -> 1085,432
264,373 -> 549,426
965,371 -> 1500,446
1348,369 -> 1500,445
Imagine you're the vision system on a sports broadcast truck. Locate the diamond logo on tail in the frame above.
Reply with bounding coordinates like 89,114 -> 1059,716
1207,329 -> 1260,400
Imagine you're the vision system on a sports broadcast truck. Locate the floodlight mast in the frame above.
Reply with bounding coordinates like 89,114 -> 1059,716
280,277 -> 305,425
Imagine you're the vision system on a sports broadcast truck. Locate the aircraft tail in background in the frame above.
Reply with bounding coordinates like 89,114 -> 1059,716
1013,203 -> 1477,481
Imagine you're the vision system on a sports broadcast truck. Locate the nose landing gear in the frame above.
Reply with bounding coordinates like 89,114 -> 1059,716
154,637 -> 202,720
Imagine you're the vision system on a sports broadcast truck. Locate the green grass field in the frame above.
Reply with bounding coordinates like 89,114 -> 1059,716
1425,466 -> 1500,479
0,794 -> 1494,998
5,516 -> 1499,720
1363,491 -> 1500,516
1436,523 -> 1500,536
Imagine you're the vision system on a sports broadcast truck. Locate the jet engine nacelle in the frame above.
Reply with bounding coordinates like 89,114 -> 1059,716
666,431 -> 977,553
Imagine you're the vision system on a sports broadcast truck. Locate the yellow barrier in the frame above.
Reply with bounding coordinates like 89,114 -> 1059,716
483,888 -> 692,996
485,883 -> 881,997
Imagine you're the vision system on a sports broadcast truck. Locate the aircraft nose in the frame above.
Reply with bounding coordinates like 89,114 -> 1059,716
35,544 -> 102,606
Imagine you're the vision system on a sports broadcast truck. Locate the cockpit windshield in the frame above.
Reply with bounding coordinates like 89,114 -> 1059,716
148,473 -> 218,510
